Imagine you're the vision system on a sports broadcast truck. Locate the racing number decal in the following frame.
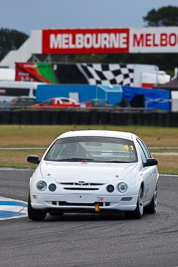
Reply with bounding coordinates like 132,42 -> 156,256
123,145 -> 134,150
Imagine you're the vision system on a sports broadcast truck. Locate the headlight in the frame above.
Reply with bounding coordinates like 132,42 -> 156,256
117,182 -> 128,193
37,180 -> 47,191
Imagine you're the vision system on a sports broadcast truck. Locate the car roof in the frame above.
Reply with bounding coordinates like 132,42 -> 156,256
44,97 -> 78,102
90,99 -> 107,102
15,96 -> 36,99
58,130 -> 135,141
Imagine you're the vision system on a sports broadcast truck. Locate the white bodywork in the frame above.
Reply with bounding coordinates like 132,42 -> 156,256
29,130 -> 159,215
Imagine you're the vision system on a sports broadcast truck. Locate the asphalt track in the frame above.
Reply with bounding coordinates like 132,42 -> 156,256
0,169 -> 178,267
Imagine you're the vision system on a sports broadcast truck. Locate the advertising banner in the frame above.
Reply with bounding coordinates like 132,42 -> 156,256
41,27 -> 178,54
42,28 -> 129,54
16,62 -> 58,83
15,62 -> 134,86
130,27 -> 178,53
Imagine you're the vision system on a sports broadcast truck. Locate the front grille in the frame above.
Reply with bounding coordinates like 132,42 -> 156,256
64,187 -> 99,191
59,182 -> 105,191
60,182 -> 104,186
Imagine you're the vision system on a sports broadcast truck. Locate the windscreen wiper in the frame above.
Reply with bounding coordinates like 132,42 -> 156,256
56,158 -> 95,162
106,161 -> 130,163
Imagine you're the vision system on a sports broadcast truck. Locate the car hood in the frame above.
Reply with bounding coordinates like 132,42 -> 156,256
40,161 -> 138,183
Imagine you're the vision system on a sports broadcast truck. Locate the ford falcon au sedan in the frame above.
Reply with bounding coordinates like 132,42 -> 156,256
27,130 -> 159,221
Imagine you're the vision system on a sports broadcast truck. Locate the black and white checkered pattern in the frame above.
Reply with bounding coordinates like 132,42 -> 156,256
78,63 -> 134,86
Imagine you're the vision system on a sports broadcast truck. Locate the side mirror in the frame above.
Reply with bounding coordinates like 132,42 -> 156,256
144,158 -> 158,167
27,155 -> 40,164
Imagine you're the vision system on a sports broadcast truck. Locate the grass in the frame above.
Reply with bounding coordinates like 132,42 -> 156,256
0,149 -> 44,169
0,125 -> 178,174
1,125 -> 178,147
151,154 -> 178,175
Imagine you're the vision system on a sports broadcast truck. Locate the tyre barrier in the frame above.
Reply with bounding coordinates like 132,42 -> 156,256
30,110 -> 41,125
116,112 -> 124,125
11,111 -> 21,125
40,111 -> 51,125
70,110 -> 80,125
89,111 -> 99,125
0,110 -> 178,127
98,111 -> 109,125
165,112 -> 173,127
172,112 -> 178,127
135,112 -> 144,125
59,111 -> 70,125
20,110 -> 31,125
150,112 -> 158,127
79,111 -> 89,125
1,111 -> 11,124
50,110 -> 60,125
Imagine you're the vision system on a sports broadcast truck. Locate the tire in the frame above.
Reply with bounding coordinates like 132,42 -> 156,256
28,193 -> 46,221
144,187 -> 157,214
125,187 -> 143,219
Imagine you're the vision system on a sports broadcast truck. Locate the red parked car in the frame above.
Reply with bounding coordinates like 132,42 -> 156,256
31,97 -> 91,109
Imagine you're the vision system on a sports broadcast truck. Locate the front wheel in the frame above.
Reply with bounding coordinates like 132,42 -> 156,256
125,187 -> 143,219
28,193 -> 46,221
144,187 -> 157,214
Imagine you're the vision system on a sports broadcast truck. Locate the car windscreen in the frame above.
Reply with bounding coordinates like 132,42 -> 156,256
44,136 -> 138,163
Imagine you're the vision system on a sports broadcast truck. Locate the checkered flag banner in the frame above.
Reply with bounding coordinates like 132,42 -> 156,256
77,63 -> 134,86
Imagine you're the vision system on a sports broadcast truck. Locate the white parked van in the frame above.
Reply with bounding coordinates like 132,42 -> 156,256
0,81 -> 44,104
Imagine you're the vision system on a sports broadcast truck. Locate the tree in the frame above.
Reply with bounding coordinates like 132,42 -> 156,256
0,28 -> 28,61
143,6 -> 178,26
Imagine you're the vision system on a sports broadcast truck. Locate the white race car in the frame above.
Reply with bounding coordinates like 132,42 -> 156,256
27,130 -> 159,221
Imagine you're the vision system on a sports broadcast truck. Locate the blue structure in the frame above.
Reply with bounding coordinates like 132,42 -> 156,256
36,84 -> 170,111
122,86 -> 171,111
36,84 -> 123,105
96,85 -> 123,104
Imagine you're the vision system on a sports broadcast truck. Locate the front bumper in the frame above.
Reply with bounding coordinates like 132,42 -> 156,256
30,192 -> 138,212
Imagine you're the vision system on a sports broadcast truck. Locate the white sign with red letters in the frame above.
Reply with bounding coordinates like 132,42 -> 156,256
129,27 -> 178,53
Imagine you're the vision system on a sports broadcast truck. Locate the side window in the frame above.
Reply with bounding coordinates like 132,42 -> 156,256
136,140 -> 147,164
41,100 -> 53,106
33,89 -> 36,96
61,99 -> 69,103
137,139 -> 151,158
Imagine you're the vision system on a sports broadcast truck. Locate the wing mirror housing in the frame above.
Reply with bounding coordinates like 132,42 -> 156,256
27,155 -> 40,164
144,158 -> 158,167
